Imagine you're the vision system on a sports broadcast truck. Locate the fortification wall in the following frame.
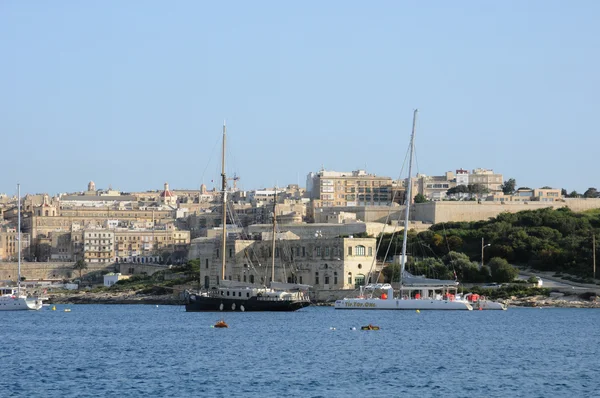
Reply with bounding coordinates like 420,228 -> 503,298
412,199 -> 600,224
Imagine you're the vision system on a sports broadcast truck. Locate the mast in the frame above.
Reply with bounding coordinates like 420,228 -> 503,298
220,122 -> 227,282
400,109 -> 418,284
593,233 -> 596,280
17,183 -> 21,295
271,189 -> 277,284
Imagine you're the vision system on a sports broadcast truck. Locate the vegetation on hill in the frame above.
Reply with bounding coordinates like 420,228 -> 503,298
378,207 -> 600,283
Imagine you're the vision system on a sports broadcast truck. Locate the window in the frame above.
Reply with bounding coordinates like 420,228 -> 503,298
355,245 -> 366,256
316,247 -> 321,256
216,249 -> 219,258
348,247 -> 352,256
355,274 -> 365,287
299,276 -> 303,284
348,272 -> 352,284
325,276 -> 330,285
368,247 -> 373,256
325,247 -> 330,256
206,259 -> 209,269
302,247 -> 306,257
275,248 -> 280,258
334,272 -> 338,285
315,272 -> 319,285
229,248 -> 233,258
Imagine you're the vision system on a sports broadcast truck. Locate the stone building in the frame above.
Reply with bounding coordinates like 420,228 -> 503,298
188,233 -> 377,291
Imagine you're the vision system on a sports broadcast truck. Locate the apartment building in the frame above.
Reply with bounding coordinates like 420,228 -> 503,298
411,172 -> 457,201
470,168 -> 503,193
307,169 -> 394,208
0,228 -> 31,261
487,188 -> 563,202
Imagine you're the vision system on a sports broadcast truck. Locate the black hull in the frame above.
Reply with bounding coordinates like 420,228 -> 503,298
185,295 -> 310,312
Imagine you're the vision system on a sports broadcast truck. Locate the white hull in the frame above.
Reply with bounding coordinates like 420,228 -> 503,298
0,295 -> 43,311
472,300 -> 507,310
334,297 -> 473,310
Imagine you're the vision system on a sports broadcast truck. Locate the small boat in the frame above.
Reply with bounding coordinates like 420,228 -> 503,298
0,185 -> 43,312
361,324 -> 380,331
214,320 -> 228,328
64,309 -> 71,312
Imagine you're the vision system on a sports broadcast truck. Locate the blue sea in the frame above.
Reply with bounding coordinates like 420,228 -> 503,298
2,305 -> 599,397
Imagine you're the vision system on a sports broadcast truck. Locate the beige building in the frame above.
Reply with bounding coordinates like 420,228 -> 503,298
189,234 -> 377,290
307,169 -> 394,208
469,168 -> 503,193
0,228 -> 31,261
487,187 -> 563,202
411,172 -> 457,201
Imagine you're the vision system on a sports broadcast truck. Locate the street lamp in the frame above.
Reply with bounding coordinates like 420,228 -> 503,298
481,238 -> 491,269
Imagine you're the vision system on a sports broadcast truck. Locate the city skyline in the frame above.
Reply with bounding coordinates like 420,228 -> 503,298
2,1 -> 599,195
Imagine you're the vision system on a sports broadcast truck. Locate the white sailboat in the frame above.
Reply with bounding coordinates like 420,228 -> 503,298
0,184 -> 43,311
334,110 -> 472,310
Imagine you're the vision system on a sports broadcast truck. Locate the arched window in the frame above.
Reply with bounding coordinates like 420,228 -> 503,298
347,272 -> 352,285
355,245 -> 366,256
204,275 -> 210,289
355,274 -> 365,287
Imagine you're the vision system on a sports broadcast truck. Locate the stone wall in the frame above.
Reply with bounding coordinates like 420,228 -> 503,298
0,262 -> 116,282
412,199 -> 600,224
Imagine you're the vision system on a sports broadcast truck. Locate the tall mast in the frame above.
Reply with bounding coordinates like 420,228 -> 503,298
17,183 -> 21,294
593,233 -> 596,280
271,189 -> 277,284
221,122 -> 227,282
400,109 -> 418,284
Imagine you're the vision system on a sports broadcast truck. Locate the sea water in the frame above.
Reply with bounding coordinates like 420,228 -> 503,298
2,305 -> 599,397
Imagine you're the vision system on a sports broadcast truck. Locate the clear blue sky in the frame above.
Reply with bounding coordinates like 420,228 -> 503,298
1,1 -> 598,196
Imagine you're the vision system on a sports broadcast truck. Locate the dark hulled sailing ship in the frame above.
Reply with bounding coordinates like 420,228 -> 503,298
185,123 -> 310,312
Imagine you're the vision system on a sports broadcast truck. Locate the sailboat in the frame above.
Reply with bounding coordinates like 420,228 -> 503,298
0,184 -> 43,311
334,110 -> 473,311
184,123 -> 311,312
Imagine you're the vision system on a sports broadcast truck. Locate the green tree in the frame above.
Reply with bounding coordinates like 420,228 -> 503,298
561,188 -> 567,197
584,187 -> 598,198
446,185 -> 469,196
382,262 -> 401,283
414,193 -> 427,203
487,257 -> 518,283
73,259 -> 88,280
501,178 -> 516,195
468,184 -> 489,197
567,190 -> 580,198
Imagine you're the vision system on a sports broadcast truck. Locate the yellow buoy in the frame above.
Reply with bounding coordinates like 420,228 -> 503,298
51,305 -> 56,311
416,309 -> 420,313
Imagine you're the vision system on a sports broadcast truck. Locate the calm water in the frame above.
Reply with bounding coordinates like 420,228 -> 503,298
2,305 -> 599,397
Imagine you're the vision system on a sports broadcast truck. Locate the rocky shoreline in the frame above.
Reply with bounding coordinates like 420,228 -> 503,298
45,291 -> 600,308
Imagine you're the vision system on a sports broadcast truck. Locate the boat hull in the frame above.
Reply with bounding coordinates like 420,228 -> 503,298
472,300 -> 507,310
0,296 -> 43,311
334,298 -> 472,310
185,295 -> 310,312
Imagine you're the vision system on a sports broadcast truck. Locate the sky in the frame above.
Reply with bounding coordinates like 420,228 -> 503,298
1,1 -> 599,196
